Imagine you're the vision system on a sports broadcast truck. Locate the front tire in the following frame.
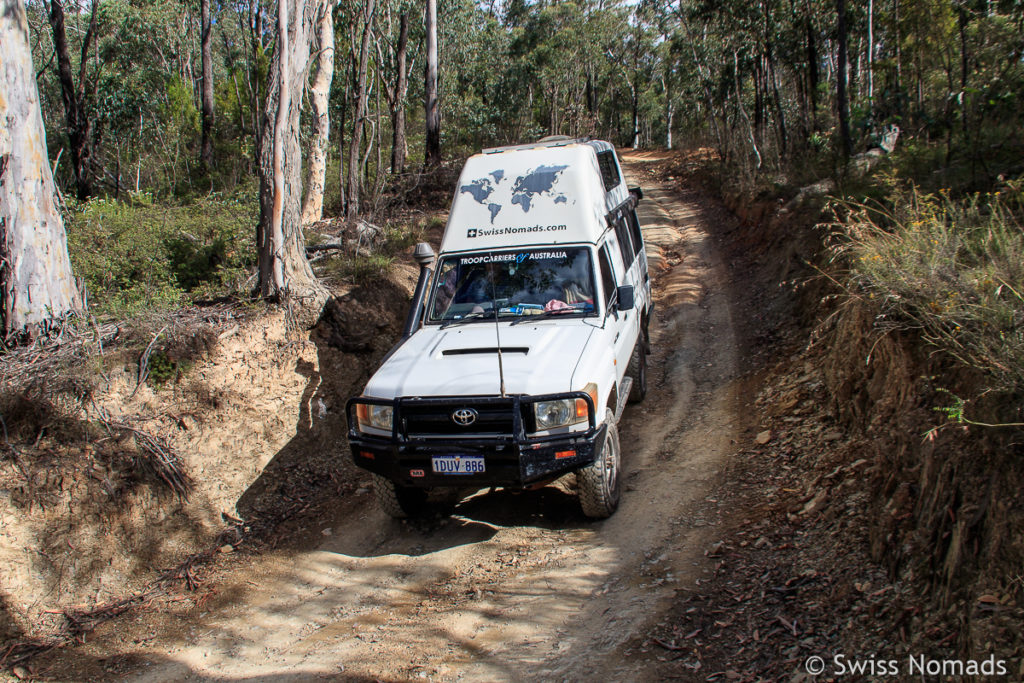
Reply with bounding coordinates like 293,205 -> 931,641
627,341 -> 647,403
371,474 -> 428,518
578,409 -> 621,519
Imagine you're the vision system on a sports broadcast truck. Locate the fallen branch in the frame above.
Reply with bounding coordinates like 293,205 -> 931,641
93,407 -> 193,499
305,241 -> 345,253
131,325 -> 168,398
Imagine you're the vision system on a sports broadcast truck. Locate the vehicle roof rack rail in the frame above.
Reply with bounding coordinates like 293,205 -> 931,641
482,136 -> 592,155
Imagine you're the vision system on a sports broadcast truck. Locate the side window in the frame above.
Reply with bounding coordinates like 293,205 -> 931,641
598,245 -> 617,310
613,214 -> 636,267
627,209 -> 644,255
627,209 -> 649,283
431,261 -> 458,319
597,150 -> 622,193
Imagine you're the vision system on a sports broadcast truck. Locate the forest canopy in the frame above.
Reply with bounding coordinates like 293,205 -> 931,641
11,0 -> 1024,320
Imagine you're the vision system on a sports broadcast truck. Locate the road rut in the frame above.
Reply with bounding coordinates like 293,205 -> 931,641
120,157 -> 745,682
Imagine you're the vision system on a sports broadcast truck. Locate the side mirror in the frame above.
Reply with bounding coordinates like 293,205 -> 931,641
616,285 -> 635,312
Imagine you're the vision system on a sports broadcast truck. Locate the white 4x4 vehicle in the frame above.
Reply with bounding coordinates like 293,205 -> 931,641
346,137 -> 651,519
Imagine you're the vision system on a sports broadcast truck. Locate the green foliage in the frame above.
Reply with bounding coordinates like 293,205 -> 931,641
926,388 -> 1024,434
832,177 -> 1024,394
164,75 -> 201,138
324,254 -> 396,285
146,351 -> 178,386
319,222 -> 424,286
66,194 -> 257,318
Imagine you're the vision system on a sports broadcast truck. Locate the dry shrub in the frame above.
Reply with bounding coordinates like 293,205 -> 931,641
827,177 -> 1024,398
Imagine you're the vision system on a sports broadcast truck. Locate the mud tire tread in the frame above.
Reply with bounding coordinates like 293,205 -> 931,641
578,410 -> 621,519
626,341 -> 647,404
371,474 -> 427,518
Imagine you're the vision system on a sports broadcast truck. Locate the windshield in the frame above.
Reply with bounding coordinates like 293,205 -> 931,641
427,247 -> 597,322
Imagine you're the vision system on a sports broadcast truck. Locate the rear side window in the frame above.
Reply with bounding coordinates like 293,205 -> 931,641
613,215 -> 636,267
622,210 -> 638,250
626,209 -> 643,253
626,209 -> 649,282
597,150 -> 622,193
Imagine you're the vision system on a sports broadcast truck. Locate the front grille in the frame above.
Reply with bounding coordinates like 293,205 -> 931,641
400,399 -> 521,437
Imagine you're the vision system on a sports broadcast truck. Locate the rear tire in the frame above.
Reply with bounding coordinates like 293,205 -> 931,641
578,409 -> 621,519
371,474 -> 428,518
626,341 -> 647,403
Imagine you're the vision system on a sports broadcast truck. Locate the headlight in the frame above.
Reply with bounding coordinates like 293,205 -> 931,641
534,398 -> 588,430
356,403 -> 393,431
534,399 -> 573,430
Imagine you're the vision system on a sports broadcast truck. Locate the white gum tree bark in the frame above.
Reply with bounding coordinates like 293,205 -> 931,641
300,0 -> 334,225
257,0 -> 329,315
0,0 -> 83,338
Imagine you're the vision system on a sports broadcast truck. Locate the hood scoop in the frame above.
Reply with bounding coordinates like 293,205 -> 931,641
442,347 -> 529,356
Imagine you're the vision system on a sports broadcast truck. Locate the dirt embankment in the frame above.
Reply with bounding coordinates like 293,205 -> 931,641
0,274 -> 414,651
633,153 -> 1024,678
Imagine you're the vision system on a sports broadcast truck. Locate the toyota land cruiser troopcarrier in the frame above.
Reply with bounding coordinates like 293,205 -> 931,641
345,137 -> 651,519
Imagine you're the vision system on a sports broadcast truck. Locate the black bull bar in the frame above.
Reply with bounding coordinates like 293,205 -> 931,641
345,392 -> 604,487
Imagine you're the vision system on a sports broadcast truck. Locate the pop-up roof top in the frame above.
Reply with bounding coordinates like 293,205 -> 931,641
439,138 -> 629,254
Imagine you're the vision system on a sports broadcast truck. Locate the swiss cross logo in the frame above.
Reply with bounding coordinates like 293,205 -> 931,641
466,229 -> 478,238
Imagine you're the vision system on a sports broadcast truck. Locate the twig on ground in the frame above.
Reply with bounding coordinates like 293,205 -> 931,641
131,325 -> 168,398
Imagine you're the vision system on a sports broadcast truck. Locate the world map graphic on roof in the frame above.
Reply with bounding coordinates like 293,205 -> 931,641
459,164 -> 568,223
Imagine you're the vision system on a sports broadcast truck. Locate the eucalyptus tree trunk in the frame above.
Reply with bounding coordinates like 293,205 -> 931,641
248,0 -> 265,167
805,5 -> 819,132
1,0 -> 83,337
201,0 -> 215,170
345,0 -> 376,218
867,0 -> 874,110
257,0 -> 328,311
300,0 -> 334,224
390,11 -> 409,175
836,0 -> 853,157
424,0 -> 441,166
48,0 -> 98,200
733,50 -> 762,169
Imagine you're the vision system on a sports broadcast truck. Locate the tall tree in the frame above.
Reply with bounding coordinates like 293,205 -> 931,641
345,0 -> 377,218
836,0 -> 853,157
389,11 -> 410,175
201,0 -> 215,169
257,0 -> 328,308
424,0 -> 440,166
300,0 -> 335,224
1,0 -> 83,337
48,0 -> 99,200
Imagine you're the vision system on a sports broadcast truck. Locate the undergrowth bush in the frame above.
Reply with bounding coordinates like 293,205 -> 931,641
66,192 -> 256,317
830,177 -> 1024,394
320,221 -> 424,285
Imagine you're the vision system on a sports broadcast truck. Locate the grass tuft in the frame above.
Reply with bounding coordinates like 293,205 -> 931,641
829,176 -> 1024,393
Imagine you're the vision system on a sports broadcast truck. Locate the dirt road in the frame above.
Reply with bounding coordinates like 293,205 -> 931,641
82,157 -> 745,682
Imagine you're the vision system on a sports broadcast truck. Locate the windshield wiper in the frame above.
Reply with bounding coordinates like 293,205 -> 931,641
440,311 -> 489,329
509,307 -> 586,325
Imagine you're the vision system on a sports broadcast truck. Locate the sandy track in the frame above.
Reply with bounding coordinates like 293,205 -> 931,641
109,160 -> 743,682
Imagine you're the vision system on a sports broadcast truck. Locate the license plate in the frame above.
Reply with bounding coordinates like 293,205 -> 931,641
431,455 -> 485,475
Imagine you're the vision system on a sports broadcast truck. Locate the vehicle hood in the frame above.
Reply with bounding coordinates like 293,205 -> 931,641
364,321 -> 597,398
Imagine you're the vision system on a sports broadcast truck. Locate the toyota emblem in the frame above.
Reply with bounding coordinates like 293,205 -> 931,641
452,408 -> 478,426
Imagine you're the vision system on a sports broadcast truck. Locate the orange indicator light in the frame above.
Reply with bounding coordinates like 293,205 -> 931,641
575,398 -> 589,418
